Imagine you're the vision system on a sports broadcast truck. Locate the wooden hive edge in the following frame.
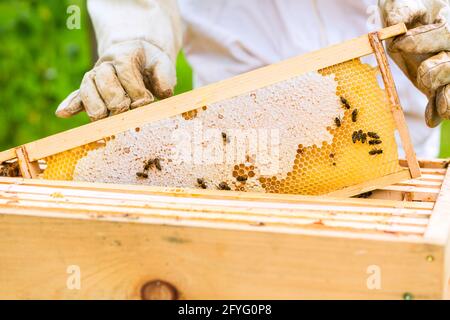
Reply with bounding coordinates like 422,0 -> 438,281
0,212 -> 444,299
0,179 -> 435,244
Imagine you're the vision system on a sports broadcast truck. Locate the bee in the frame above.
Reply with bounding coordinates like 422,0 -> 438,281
154,158 -> 162,171
329,153 -> 335,158
218,182 -> 231,191
369,148 -> 383,155
369,139 -> 382,145
143,163 -> 151,171
340,97 -> 351,109
361,133 -> 367,144
351,109 -> 358,122
136,172 -> 148,179
332,162 -> 337,166
352,131 -> 358,144
197,178 -> 207,189
358,130 -> 364,139
221,132 -> 230,144
236,176 -> 248,182
334,117 -> 342,128
144,159 -> 154,171
367,132 -> 380,139
356,130 -> 363,142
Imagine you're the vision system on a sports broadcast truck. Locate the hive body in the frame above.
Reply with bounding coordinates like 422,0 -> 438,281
43,59 -> 403,195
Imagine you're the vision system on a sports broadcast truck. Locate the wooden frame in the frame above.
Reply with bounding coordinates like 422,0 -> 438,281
14,147 -> 41,179
368,32 -> 421,178
0,23 -> 420,197
0,158 -> 448,299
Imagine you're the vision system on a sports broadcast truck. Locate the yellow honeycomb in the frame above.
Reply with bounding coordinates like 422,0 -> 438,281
256,59 -> 402,194
43,59 -> 405,195
43,142 -> 103,180
182,105 -> 207,120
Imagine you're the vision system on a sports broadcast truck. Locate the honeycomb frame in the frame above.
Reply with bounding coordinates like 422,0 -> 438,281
0,24 -> 420,197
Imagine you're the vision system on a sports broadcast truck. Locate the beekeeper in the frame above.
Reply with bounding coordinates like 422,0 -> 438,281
56,0 -> 450,158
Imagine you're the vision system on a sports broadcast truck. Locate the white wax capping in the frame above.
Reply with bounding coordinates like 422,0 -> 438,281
74,71 -> 342,190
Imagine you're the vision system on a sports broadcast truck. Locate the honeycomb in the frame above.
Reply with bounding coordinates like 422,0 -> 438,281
182,105 -> 207,120
258,60 -> 402,194
43,58 -> 405,195
43,142 -> 103,180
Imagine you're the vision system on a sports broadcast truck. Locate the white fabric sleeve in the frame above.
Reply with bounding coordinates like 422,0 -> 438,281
87,0 -> 183,62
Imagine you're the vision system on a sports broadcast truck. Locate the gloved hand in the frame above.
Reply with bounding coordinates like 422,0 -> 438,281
56,0 -> 183,121
379,0 -> 450,127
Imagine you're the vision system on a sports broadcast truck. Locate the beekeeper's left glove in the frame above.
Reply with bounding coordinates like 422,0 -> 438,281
56,0 -> 183,121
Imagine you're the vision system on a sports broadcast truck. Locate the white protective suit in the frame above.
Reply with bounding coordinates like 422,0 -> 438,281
66,0 -> 443,157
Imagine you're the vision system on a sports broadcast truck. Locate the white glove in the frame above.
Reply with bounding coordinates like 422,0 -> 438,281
56,0 -> 183,121
379,0 -> 450,127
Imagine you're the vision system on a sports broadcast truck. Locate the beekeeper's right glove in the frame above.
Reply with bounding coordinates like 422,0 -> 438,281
379,0 -> 450,127
56,0 -> 183,121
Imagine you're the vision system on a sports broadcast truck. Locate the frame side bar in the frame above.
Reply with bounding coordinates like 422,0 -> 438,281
368,31 -> 421,179
0,24 -> 407,163
15,147 -> 41,179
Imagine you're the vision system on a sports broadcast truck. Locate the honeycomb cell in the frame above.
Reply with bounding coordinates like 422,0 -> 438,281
181,106 -> 207,120
181,109 -> 198,120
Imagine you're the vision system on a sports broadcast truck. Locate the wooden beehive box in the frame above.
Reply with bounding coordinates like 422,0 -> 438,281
0,159 -> 449,299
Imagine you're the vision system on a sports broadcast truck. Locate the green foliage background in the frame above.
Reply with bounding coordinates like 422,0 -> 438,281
0,1 -> 448,157
0,0 -> 192,151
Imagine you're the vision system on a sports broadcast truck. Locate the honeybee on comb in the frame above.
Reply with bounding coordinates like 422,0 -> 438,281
218,182 -> 231,191
197,178 -> 207,189
340,96 -> 351,109
369,148 -> 383,155
352,131 -> 358,144
351,109 -> 358,122
136,172 -> 148,179
143,158 -> 162,171
144,159 -> 153,171
154,158 -> 162,171
369,139 -> 382,145
360,132 -> 367,144
334,117 -> 342,128
236,176 -> 248,182
221,132 -> 230,144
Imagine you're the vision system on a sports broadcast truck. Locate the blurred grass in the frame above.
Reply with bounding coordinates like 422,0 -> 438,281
0,1 -> 448,158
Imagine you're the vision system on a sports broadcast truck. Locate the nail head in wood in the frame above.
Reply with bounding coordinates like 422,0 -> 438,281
403,292 -> 414,300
